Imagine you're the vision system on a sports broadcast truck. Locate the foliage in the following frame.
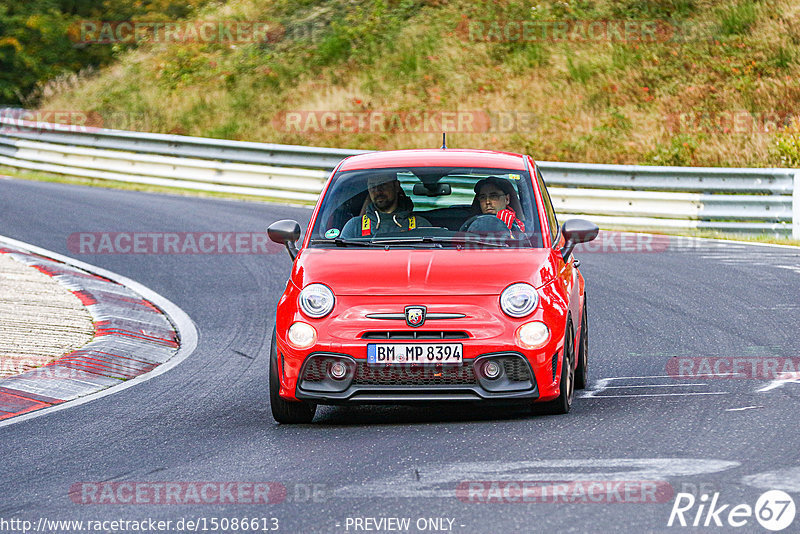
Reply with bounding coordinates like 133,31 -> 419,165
24,0 -> 800,168
0,0 -> 208,105
773,125 -> 800,167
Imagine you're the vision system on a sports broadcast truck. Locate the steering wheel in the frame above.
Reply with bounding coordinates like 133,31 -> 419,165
459,214 -> 512,234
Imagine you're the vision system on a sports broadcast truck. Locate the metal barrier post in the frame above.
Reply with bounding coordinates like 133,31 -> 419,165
794,173 -> 800,240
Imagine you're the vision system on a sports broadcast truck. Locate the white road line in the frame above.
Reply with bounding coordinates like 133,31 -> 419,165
601,383 -> 708,389
582,375 -> 729,399
598,375 -> 676,380
757,378 -> 800,392
597,374 -> 735,380
581,392 -> 728,398
743,467 -> 800,493
725,406 -> 763,412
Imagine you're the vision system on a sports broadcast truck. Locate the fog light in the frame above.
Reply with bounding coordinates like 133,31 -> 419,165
287,322 -> 317,349
483,360 -> 502,379
329,360 -> 347,380
516,321 -> 550,349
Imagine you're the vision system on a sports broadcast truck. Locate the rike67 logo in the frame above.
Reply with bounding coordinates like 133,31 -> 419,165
668,490 -> 796,531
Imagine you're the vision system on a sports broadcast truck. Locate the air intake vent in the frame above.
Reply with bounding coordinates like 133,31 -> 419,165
551,352 -> 559,382
503,358 -> 532,382
361,331 -> 469,340
353,362 -> 476,385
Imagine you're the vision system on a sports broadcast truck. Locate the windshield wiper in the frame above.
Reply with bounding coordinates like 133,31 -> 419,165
371,236 -> 509,248
309,238 -> 382,247
442,236 -> 510,248
370,236 -> 443,248
310,236 -> 511,248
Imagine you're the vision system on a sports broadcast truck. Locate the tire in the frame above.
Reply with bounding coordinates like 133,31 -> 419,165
269,328 -> 316,424
575,298 -> 588,390
533,321 -> 575,415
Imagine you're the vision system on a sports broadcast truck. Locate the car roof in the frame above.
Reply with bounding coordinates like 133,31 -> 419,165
337,149 -> 529,172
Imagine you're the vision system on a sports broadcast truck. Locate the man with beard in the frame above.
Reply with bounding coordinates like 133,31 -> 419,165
341,174 -> 431,237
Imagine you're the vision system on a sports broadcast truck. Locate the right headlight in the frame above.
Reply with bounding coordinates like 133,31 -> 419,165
298,283 -> 335,318
500,283 -> 539,318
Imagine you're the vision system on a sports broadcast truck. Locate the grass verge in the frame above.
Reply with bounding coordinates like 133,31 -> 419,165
33,0 -> 800,168
0,166 -> 316,206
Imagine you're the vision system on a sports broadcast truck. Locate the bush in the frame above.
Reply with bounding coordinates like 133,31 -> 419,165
774,128 -> 800,166
646,135 -> 700,166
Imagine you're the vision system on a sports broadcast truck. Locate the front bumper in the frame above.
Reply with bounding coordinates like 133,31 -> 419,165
275,292 -> 568,404
292,351 -> 540,405
298,389 -> 538,405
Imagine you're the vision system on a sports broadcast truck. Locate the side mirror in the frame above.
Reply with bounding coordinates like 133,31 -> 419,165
557,219 -> 599,261
267,219 -> 302,260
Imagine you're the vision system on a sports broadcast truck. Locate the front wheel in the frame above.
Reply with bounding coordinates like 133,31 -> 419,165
269,328 -> 316,424
575,298 -> 588,390
533,322 -> 575,415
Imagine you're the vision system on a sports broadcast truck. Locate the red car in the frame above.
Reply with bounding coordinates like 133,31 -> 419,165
267,149 -> 598,423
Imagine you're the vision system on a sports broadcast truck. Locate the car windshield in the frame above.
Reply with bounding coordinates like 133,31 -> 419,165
309,166 -> 543,249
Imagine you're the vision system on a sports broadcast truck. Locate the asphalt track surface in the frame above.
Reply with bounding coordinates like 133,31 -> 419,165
2,177 -> 800,533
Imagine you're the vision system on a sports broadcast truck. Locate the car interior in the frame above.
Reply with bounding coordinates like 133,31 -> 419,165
316,167 -> 542,243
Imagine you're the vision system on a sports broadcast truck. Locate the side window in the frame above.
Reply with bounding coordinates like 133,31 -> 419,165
536,165 -> 559,243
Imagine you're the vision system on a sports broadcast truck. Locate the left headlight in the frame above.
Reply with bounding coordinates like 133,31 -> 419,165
500,283 -> 539,318
299,283 -> 335,318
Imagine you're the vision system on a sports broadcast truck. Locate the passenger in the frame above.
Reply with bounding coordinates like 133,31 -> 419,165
341,174 -> 431,237
472,176 -> 526,233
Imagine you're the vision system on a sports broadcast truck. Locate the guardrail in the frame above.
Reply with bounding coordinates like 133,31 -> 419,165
1,115 -> 798,238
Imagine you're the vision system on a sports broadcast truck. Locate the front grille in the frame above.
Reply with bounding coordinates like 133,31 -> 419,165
503,358 -> 532,382
353,362 -> 477,385
362,331 -> 469,340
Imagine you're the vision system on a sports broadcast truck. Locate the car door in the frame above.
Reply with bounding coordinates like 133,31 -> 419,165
536,164 -> 580,327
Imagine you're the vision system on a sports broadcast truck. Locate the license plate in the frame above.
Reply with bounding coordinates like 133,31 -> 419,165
367,343 -> 463,365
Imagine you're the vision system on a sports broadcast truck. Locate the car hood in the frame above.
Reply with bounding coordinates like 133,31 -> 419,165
292,248 -> 557,296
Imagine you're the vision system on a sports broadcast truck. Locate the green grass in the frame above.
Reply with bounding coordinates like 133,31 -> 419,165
718,1 -> 759,37
773,128 -> 800,166
0,166 -> 316,206
29,0 -> 800,168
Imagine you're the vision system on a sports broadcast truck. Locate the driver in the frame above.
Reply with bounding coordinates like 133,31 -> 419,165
341,174 -> 431,237
473,176 -> 526,232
